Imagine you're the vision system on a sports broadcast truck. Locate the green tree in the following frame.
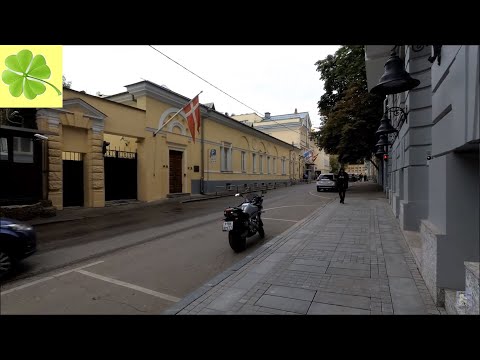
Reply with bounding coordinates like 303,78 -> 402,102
63,75 -> 72,88
311,46 -> 384,169
329,154 -> 340,173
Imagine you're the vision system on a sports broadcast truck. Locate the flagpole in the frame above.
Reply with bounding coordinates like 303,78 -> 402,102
153,91 -> 203,137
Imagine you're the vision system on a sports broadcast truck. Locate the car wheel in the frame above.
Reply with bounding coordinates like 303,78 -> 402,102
0,249 -> 14,278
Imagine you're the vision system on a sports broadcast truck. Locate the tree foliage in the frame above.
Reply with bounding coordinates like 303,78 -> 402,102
62,75 -> 72,88
311,46 -> 384,165
329,154 -> 340,173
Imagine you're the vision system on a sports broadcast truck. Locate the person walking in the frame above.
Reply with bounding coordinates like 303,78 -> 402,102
337,168 -> 349,204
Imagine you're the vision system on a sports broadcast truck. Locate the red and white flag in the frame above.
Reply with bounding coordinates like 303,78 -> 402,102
182,95 -> 201,143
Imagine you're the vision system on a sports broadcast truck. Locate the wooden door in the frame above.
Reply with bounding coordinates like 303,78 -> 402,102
169,150 -> 183,193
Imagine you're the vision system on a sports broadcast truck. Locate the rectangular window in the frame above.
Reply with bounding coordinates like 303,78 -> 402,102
13,136 -> 33,163
267,156 -> 270,174
0,137 -> 8,161
220,142 -> 232,172
273,157 -> 276,174
259,155 -> 263,174
252,153 -> 257,173
282,158 -> 286,175
241,151 -> 246,173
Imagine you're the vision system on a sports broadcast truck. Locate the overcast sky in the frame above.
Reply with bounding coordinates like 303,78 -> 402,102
63,45 -> 340,128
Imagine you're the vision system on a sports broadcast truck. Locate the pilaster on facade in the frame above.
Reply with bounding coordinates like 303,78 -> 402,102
87,129 -> 105,208
36,109 -> 63,210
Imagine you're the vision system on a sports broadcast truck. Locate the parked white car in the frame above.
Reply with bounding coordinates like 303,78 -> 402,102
316,173 -> 337,192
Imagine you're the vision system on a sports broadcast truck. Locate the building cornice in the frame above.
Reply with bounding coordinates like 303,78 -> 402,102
125,80 -> 297,150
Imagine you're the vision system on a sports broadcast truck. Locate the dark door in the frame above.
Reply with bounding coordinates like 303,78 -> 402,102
169,150 -> 183,193
104,150 -> 137,201
62,152 -> 84,207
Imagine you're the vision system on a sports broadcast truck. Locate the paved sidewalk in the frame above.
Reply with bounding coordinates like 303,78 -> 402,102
164,182 -> 445,315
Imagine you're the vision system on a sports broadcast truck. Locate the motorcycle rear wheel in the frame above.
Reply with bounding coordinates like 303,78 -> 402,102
228,232 -> 246,253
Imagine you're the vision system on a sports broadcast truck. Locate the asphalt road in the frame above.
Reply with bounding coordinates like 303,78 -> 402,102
0,182 -> 339,314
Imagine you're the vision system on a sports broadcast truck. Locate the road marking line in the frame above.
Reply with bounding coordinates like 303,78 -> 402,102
55,260 -> 105,277
309,191 -> 332,199
262,217 -> 299,223
1,276 -> 54,296
75,269 -> 181,303
0,260 -> 105,296
263,205 -> 317,211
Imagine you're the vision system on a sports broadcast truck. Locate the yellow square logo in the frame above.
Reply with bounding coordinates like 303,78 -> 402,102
0,45 -> 63,108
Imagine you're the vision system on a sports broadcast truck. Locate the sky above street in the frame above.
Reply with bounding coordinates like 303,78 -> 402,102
63,45 -> 340,128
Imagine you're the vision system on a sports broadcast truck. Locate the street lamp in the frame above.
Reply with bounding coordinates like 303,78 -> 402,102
371,45 -> 442,96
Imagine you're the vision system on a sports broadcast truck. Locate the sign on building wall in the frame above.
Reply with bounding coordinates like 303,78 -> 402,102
209,149 -> 216,163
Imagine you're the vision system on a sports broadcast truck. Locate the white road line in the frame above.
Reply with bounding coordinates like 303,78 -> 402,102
55,260 -> 105,277
75,269 -> 181,303
0,260 -> 105,296
308,191 -> 332,199
262,217 -> 299,223
263,205 -> 317,211
1,277 -> 54,296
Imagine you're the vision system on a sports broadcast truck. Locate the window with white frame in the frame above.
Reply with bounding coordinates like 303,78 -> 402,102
13,136 -> 33,163
241,151 -> 246,173
259,154 -> 263,174
220,142 -> 232,172
282,157 -> 286,174
273,157 -> 276,174
267,156 -> 270,174
252,153 -> 257,173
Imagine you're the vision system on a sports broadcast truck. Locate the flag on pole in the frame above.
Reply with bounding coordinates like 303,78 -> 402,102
182,95 -> 201,143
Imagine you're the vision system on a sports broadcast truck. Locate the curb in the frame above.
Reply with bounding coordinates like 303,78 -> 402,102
162,197 -> 335,315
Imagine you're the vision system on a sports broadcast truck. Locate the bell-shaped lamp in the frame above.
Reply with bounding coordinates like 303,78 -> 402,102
376,113 -> 398,136
371,52 -> 420,95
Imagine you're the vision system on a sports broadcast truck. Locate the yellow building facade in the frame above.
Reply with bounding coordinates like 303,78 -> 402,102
233,110 -> 330,178
36,81 -> 302,210
345,163 -> 367,175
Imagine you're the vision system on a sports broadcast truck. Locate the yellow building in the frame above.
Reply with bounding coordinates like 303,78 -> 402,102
35,81 -> 302,210
233,109 -> 330,178
345,163 -> 367,175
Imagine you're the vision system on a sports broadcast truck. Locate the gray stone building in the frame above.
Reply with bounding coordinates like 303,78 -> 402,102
364,45 -> 479,314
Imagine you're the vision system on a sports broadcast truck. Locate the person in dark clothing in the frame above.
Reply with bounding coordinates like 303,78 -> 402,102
337,168 -> 349,204
364,174 -> 367,182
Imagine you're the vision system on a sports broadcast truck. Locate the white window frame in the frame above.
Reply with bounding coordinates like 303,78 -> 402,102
252,153 -> 257,173
241,151 -> 246,173
220,142 -> 232,172
259,154 -> 263,174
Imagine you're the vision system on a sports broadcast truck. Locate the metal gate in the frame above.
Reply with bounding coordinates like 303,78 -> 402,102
169,150 -> 183,193
0,132 -> 42,206
62,152 -> 84,207
104,149 -> 137,201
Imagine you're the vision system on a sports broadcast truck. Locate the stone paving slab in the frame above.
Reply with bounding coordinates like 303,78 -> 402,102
165,185 -> 442,315
255,294 -> 311,314
265,285 -> 316,301
307,302 -> 371,315
313,291 -> 371,310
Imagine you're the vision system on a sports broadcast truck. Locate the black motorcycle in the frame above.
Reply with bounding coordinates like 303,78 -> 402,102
223,192 -> 265,252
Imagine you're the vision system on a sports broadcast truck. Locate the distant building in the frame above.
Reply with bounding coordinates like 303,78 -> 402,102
233,109 -> 330,179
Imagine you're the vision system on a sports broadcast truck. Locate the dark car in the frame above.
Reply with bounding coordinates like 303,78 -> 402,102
0,217 -> 37,278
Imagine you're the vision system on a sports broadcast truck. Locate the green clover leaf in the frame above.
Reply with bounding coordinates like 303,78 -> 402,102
1,49 -> 61,100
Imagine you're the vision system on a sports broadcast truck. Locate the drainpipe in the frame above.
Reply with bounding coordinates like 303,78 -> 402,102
200,111 -> 205,194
